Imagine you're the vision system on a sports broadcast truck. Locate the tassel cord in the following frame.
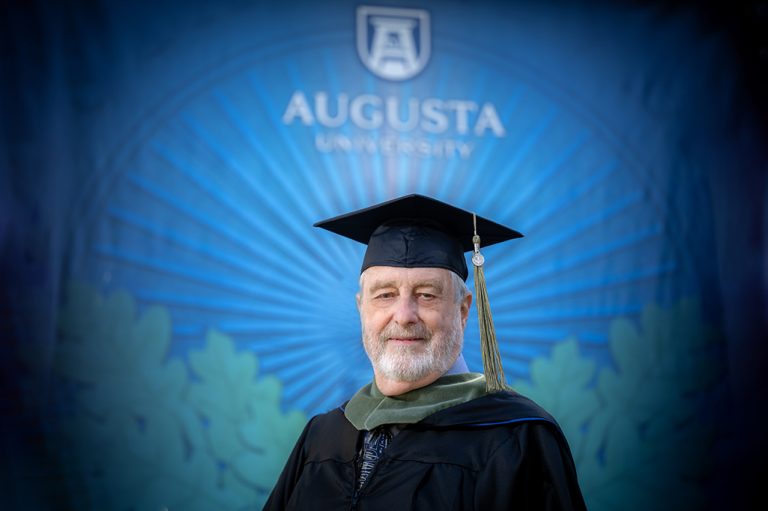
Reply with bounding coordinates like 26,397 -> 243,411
474,264 -> 507,393
471,214 -> 508,394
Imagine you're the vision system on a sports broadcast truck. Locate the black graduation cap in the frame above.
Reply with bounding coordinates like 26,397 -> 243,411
313,194 -> 523,281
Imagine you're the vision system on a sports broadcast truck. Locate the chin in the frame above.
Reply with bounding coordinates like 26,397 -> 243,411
376,355 -> 448,383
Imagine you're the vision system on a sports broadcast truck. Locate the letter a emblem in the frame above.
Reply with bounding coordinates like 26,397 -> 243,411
357,6 -> 430,81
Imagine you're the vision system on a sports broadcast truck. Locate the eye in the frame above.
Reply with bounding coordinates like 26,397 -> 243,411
373,291 -> 395,300
418,292 -> 436,301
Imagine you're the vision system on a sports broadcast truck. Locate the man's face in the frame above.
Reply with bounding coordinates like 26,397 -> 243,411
357,266 -> 471,388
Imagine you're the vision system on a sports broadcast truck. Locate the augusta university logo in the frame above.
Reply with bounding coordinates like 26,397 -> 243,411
357,5 -> 430,81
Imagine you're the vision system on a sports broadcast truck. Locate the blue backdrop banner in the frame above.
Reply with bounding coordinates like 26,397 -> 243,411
1,1 -> 766,510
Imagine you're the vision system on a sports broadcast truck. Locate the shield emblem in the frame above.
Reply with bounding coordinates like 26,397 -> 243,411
356,5 -> 431,81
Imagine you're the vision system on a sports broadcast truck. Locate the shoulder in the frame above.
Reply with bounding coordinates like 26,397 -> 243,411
415,390 -> 575,460
418,389 -> 558,428
297,406 -> 360,463
306,406 -> 356,434
460,395 -> 587,510
401,390 -> 570,463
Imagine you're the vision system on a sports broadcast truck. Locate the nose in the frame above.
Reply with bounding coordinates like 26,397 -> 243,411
392,295 -> 419,325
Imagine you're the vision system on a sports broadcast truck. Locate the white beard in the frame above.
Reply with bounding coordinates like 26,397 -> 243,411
362,314 -> 464,383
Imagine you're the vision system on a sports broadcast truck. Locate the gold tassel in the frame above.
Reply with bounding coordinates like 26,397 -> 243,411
472,214 -> 508,394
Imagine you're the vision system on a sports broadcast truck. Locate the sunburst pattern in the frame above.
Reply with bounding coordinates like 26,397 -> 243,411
73,27 -> 693,417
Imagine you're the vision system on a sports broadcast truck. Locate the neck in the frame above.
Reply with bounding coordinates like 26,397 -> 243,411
374,370 -> 442,396
443,353 -> 469,375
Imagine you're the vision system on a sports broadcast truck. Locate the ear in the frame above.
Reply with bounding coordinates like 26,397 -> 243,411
356,292 -> 362,311
460,292 -> 472,329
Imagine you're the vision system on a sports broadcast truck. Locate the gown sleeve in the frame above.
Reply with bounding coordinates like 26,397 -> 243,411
473,421 -> 587,511
261,416 -> 315,511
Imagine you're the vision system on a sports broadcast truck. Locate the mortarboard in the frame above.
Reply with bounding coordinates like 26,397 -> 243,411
314,194 -> 522,280
314,194 -> 523,393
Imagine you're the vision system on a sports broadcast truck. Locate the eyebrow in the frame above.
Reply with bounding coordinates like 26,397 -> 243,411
414,280 -> 445,293
366,279 -> 445,294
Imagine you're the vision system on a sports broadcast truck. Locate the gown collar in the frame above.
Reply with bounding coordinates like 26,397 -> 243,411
344,372 -> 488,431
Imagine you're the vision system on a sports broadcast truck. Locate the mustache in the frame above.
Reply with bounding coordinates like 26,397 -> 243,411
379,323 -> 432,340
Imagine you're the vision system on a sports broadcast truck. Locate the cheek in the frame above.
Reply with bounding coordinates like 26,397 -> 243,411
422,312 -> 449,333
426,305 -> 462,332
360,306 -> 389,333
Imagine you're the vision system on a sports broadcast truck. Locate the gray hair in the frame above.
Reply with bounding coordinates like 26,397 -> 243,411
450,271 -> 471,304
359,268 -> 470,304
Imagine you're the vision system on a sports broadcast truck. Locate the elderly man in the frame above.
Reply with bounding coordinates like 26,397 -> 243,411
264,195 -> 586,510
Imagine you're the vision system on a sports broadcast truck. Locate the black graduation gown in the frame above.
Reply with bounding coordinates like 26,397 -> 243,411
263,391 -> 587,511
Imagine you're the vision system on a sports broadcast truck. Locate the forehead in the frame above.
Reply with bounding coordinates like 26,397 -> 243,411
362,266 -> 455,289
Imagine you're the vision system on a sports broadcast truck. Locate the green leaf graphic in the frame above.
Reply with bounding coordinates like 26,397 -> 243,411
52,282 -> 306,510
513,338 -> 599,461
188,329 -> 307,499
